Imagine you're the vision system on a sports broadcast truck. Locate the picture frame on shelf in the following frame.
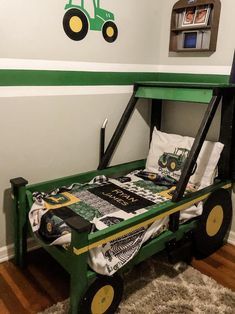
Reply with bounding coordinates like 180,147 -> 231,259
182,7 -> 196,26
194,5 -> 211,25
181,5 -> 211,27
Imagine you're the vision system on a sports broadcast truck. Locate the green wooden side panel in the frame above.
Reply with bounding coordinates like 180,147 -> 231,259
135,86 -> 213,103
88,180 -> 231,246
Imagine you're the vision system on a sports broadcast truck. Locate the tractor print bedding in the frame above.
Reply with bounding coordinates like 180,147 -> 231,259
29,171 -> 201,275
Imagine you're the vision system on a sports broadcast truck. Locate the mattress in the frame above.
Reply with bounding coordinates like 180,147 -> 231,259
29,170 -> 202,275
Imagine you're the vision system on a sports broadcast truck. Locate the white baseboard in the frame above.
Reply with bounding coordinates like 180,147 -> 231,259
0,238 -> 40,264
228,231 -> 235,246
0,231 -> 234,264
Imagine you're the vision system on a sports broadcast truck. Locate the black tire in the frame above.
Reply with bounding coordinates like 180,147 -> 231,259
167,157 -> 179,172
194,189 -> 232,258
102,21 -> 118,43
63,9 -> 89,41
80,275 -> 123,314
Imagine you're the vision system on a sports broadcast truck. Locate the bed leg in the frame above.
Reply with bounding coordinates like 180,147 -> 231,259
68,230 -> 90,314
69,271 -> 88,314
10,177 -> 28,268
169,212 -> 180,232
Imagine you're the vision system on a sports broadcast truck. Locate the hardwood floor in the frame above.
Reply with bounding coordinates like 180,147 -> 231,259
0,243 -> 234,314
0,249 -> 69,314
192,243 -> 235,292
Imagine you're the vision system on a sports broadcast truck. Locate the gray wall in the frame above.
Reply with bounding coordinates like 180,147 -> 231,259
1,95 -> 150,246
158,0 -> 235,232
0,0 -> 158,248
0,0 -> 159,64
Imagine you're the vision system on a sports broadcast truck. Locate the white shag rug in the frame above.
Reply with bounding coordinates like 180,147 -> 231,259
39,255 -> 235,314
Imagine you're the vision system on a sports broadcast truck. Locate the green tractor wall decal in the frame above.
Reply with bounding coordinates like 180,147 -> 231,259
63,0 -> 118,42
158,148 -> 189,172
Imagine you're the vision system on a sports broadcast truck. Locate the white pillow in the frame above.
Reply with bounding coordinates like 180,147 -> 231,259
145,128 -> 224,188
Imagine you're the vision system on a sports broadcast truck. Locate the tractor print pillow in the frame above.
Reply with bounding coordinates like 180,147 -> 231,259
158,147 -> 189,174
145,128 -> 224,188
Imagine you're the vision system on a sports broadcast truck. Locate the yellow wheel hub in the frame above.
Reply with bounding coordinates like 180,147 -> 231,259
47,222 -> 52,233
91,285 -> 114,314
106,26 -> 114,37
69,16 -> 83,33
206,205 -> 224,237
171,162 -> 176,170
148,173 -> 157,180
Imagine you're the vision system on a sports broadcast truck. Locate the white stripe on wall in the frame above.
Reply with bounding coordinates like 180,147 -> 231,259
0,85 -> 133,98
158,65 -> 231,75
0,58 -> 231,75
0,58 -> 159,73
0,59 -> 231,97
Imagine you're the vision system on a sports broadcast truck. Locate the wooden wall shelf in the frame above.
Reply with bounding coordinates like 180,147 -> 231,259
169,0 -> 221,52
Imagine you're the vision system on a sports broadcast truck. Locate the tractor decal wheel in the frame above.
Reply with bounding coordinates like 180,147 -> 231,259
102,21 -> 118,43
63,9 -> 89,41
69,16 -> 83,33
193,189 -> 232,258
80,275 -> 123,314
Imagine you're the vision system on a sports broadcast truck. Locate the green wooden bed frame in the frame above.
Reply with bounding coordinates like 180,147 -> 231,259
10,81 -> 235,314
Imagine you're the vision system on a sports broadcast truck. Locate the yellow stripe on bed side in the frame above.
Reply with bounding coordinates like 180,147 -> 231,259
73,183 -> 232,256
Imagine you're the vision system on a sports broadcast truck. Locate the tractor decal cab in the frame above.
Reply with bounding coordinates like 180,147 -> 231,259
158,148 -> 189,173
63,0 -> 118,42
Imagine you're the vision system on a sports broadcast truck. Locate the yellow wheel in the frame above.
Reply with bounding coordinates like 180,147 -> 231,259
148,173 -> 157,180
194,189 -> 232,258
167,158 -> 179,172
170,161 -> 176,171
206,205 -> 224,237
63,9 -> 88,41
69,16 -> 83,33
80,275 -> 123,314
91,285 -> 114,313
102,21 -> 118,43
